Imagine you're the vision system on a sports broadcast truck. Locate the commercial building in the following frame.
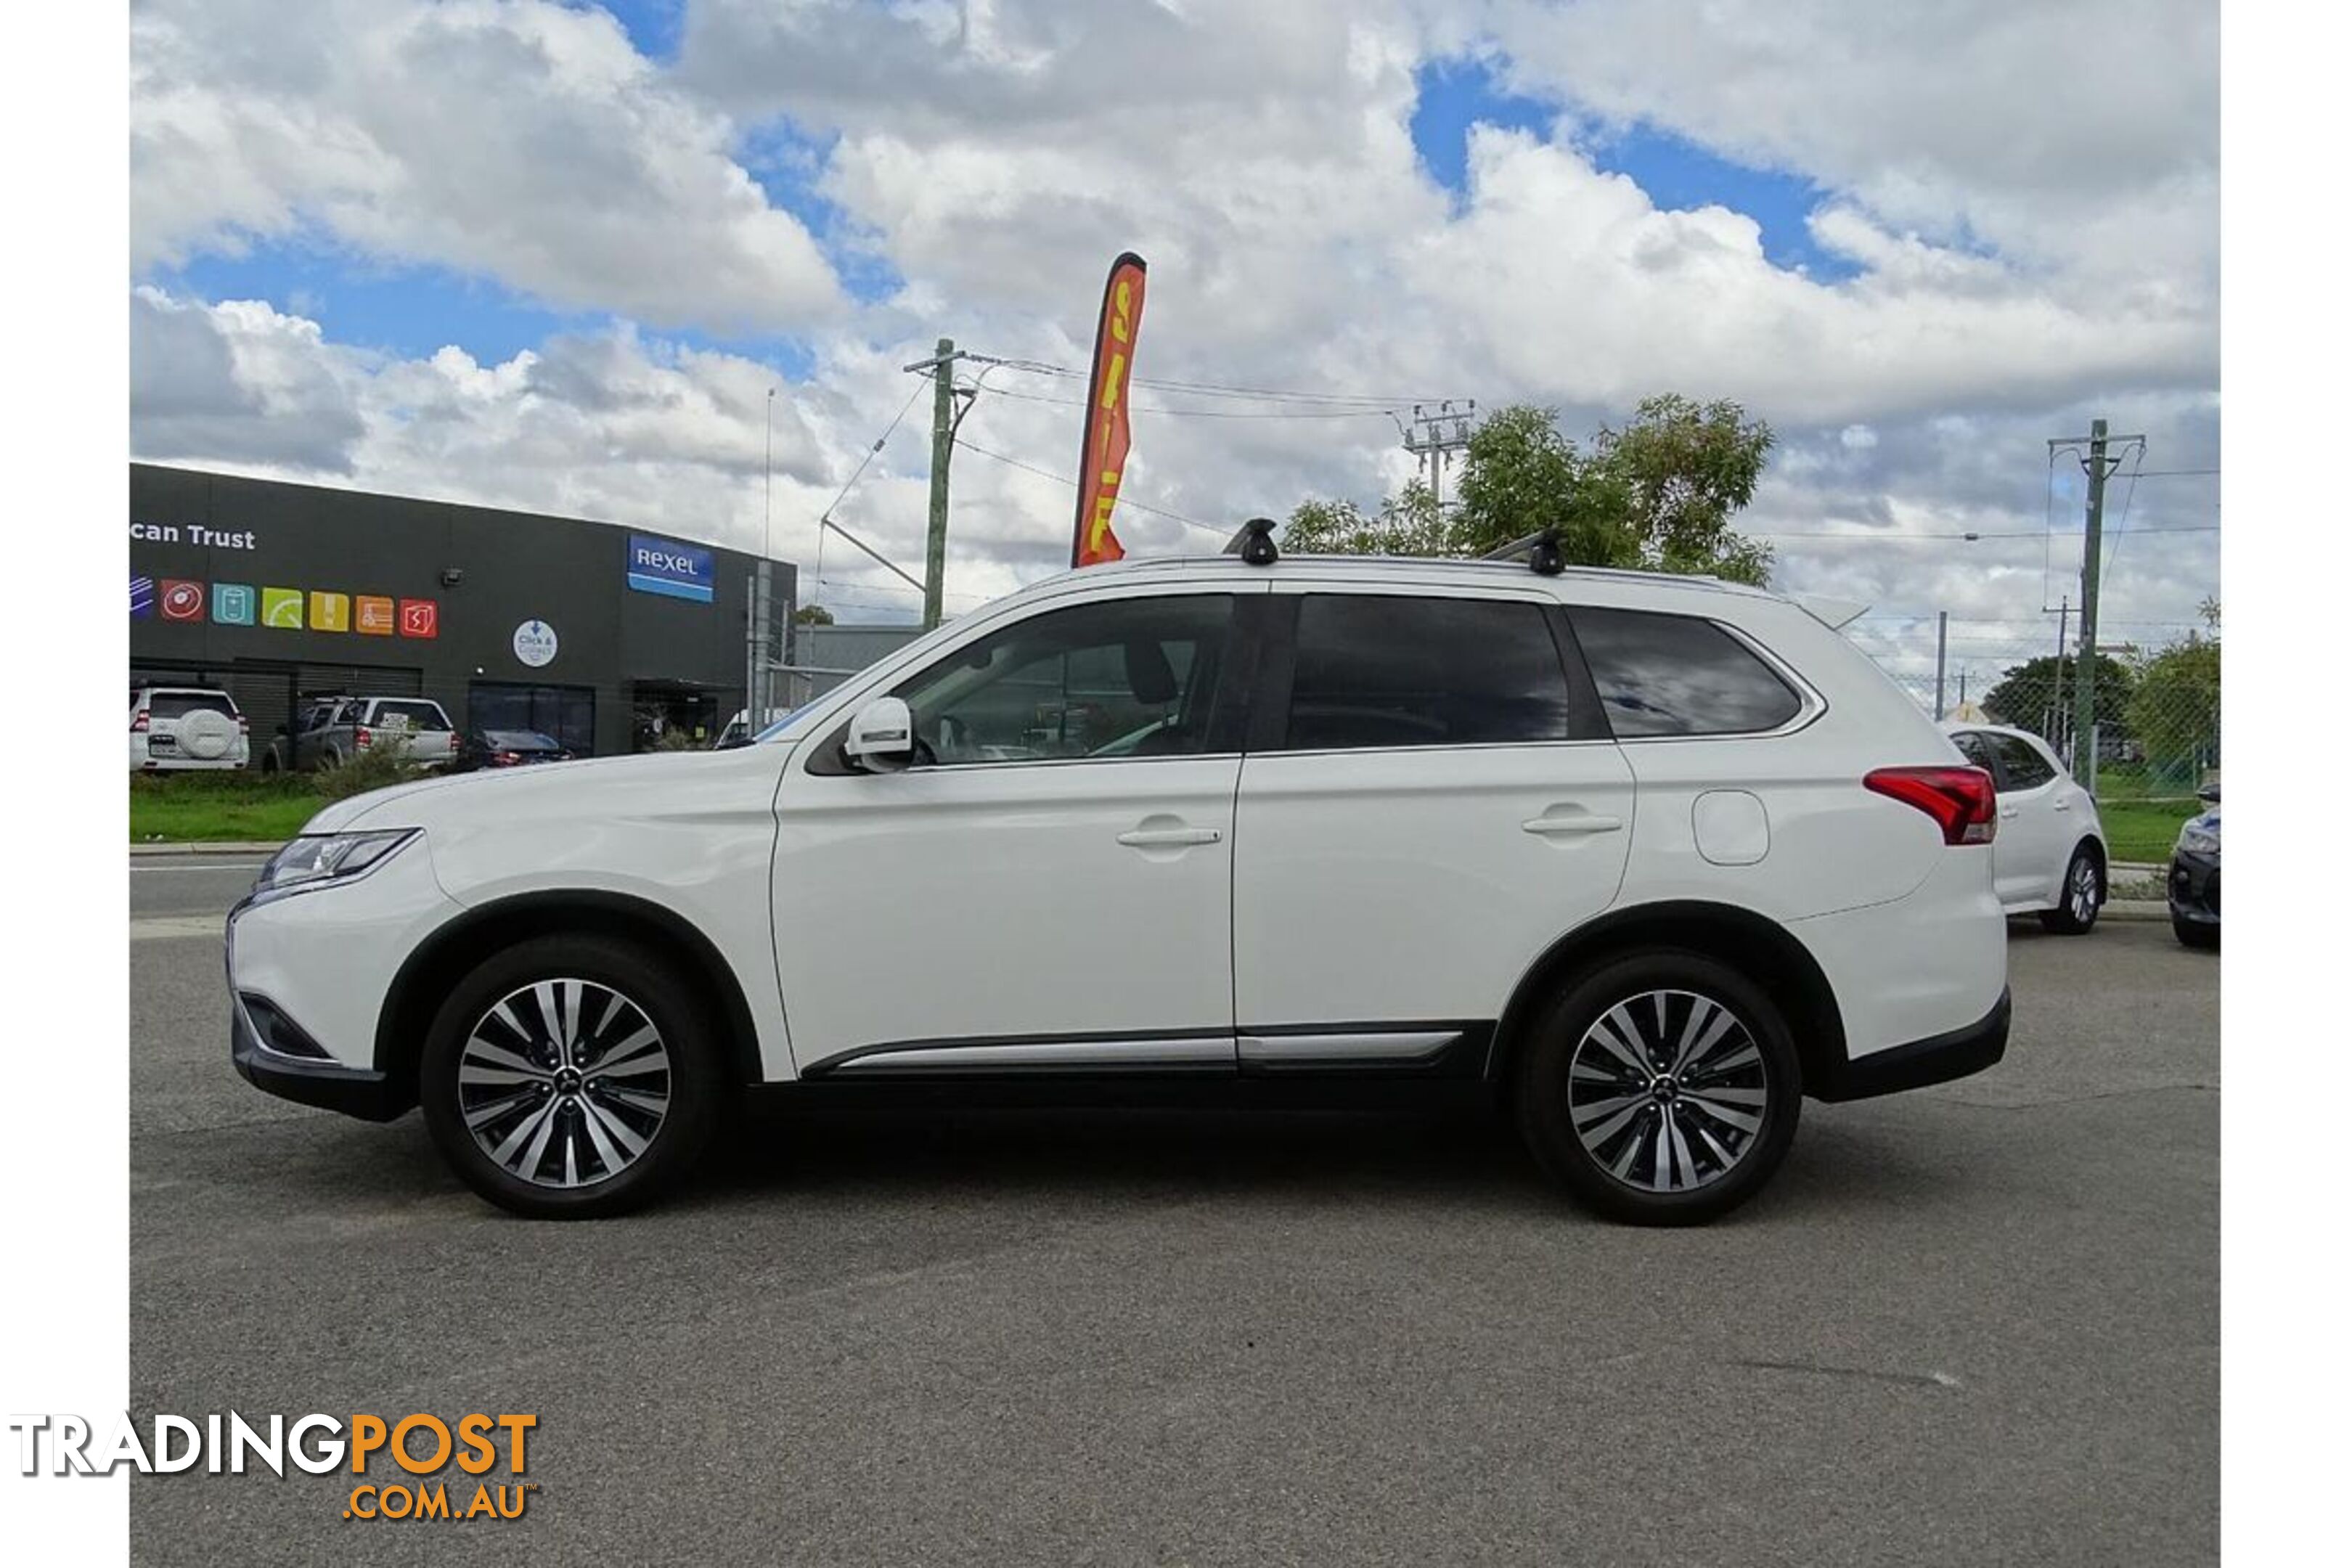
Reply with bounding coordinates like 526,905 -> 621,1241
128,463 -> 793,757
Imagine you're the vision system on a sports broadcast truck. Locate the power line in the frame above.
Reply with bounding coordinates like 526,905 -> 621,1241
1756,524 -> 2217,541
940,380 -> 1406,420
960,353 -> 1453,408
955,439 -> 1226,538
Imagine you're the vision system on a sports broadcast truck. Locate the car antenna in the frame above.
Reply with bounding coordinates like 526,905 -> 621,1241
1222,517 -> 1280,566
1480,528 -> 1565,576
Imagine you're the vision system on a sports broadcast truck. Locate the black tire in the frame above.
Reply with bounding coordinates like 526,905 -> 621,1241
420,935 -> 727,1219
1514,950 -> 1802,1226
2173,916 -> 2219,951
2038,843 -> 2104,935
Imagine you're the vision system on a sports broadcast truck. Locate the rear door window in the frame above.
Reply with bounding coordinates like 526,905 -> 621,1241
1567,608 -> 1804,738
1951,731 -> 1996,772
148,692 -> 236,721
1281,595 -> 1575,751
1991,734 -> 2058,792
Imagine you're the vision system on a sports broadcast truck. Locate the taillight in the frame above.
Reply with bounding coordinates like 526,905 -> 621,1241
237,714 -> 250,734
494,751 -> 519,766
356,726 -> 373,748
131,709 -> 150,733
446,732 -> 460,752
1865,766 -> 1996,846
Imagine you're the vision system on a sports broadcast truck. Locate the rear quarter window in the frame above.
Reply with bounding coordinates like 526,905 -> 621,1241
1567,607 -> 1805,738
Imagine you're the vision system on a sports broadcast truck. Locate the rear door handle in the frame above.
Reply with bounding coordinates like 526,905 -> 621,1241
1522,814 -> 1623,837
2000,806 -> 2020,819
1117,826 -> 1222,848
2054,799 -> 2073,812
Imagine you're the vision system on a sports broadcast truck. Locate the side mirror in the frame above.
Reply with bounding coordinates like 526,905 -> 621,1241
844,697 -> 915,772
2197,785 -> 2219,805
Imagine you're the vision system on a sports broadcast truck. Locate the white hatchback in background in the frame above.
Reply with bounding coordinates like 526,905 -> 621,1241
129,686 -> 249,772
227,542 -> 2013,1227
1943,722 -> 2107,933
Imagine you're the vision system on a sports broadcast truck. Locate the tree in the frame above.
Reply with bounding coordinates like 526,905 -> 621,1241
1283,397 -> 1775,584
1980,653 -> 2137,737
2128,632 -> 2220,783
793,603 -> 835,626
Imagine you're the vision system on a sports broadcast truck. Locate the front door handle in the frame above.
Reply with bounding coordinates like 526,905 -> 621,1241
1522,813 -> 1623,837
1117,825 -> 1222,848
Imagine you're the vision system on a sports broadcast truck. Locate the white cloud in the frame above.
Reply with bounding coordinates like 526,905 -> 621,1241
127,0 -> 2221,635
131,0 -> 844,332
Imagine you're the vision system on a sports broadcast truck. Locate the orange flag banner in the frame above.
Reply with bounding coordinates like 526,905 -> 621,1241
1071,252 -> 1147,567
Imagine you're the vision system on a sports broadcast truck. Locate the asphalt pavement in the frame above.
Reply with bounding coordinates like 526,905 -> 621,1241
129,864 -> 2219,1566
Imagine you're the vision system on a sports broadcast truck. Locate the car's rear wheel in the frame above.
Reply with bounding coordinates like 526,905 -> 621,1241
420,935 -> 725,1218
2039,844 -> 2104,934
1514,950 -> 1802,1226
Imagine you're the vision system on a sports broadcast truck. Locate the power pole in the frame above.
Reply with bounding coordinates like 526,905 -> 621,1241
1933,611 -> 1949,721
922,336 -> 955,629
2050,420 -> 2139,785
1402,401 -> 1475,511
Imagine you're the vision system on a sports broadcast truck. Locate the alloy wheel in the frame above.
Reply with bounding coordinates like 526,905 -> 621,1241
2070,857 -> 2099,925
1567,989 -> 1769,1194
455,979 -> 672,1189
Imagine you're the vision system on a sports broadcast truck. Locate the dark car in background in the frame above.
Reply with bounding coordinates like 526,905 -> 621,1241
2168,785 -> 2219,949
452,728 -> 574,772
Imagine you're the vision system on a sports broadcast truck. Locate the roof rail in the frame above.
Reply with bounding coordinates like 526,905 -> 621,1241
1479,528 -> 1565,576
1222,517 -> 1280,566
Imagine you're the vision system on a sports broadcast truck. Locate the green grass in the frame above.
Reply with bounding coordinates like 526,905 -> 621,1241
129,773 -> 327,844
2095,796 -> 2200,864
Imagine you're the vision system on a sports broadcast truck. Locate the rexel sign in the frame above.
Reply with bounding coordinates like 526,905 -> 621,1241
626,534 -> 714,604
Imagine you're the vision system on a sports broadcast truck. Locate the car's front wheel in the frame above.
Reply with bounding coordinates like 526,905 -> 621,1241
2039,844 -> 2104,935
420,935 -> 727,1218
1514,950 -> 1802,1226
2173,915 -> 2219,951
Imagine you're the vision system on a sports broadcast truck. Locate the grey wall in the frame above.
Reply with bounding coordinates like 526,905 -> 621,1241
129,465 -> 793,756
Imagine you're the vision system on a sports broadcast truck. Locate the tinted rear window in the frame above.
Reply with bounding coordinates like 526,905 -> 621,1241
147,692 -> 236,720
482,730 -> 560,750
1283,595 -> 1572,751
372,701 -> 451,730
1569,608 -> 1804,738
1992,734 -> 2057,790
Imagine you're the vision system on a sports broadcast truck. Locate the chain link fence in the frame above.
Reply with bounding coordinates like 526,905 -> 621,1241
1850,613 -> 2219,864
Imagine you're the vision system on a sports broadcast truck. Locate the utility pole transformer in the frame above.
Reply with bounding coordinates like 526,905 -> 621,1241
1402,401 -> 1475,511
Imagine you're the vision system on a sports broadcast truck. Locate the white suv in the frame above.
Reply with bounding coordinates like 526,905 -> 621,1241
227,547 -> 2010,1224
130,685 -> 250,772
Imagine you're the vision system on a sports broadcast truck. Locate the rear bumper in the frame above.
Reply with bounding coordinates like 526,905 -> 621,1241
230,993 -> 409,1122
1809,987 -> 2009,1103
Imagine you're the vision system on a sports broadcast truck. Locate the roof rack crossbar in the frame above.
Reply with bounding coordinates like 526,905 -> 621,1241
1479,528 -> 1565,576
1222,517 -> 1280,565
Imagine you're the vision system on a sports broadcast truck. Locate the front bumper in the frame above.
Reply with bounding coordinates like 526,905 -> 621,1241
229,992 -> 409,1122
2168,850 -> 2219,926
1809,987 -> 2010,1103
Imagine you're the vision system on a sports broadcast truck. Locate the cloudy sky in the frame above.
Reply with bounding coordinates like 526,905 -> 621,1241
127,0 -> 2218,689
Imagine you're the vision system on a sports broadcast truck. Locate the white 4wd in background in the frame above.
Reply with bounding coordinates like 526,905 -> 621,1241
228,546 -> 2010,1225
130,686 -> 249,772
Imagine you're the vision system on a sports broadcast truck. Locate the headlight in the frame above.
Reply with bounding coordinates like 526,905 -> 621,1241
250,830 -> 419,905
2176,824 -> 2219,857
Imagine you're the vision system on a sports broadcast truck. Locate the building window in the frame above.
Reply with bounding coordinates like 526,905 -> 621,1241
470,682 -> 595,756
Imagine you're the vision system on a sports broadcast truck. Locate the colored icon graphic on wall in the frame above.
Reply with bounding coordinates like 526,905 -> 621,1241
130,575 -> 155,618
261,587 -> 304,629
160,580 -> 205,621
399,600 -> 439,639
309,591 -> 351,633
213,584 -> 256,626
355,595 -> 396,636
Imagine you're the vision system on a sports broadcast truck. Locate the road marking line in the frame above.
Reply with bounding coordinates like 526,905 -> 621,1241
131,915 -> 229,942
